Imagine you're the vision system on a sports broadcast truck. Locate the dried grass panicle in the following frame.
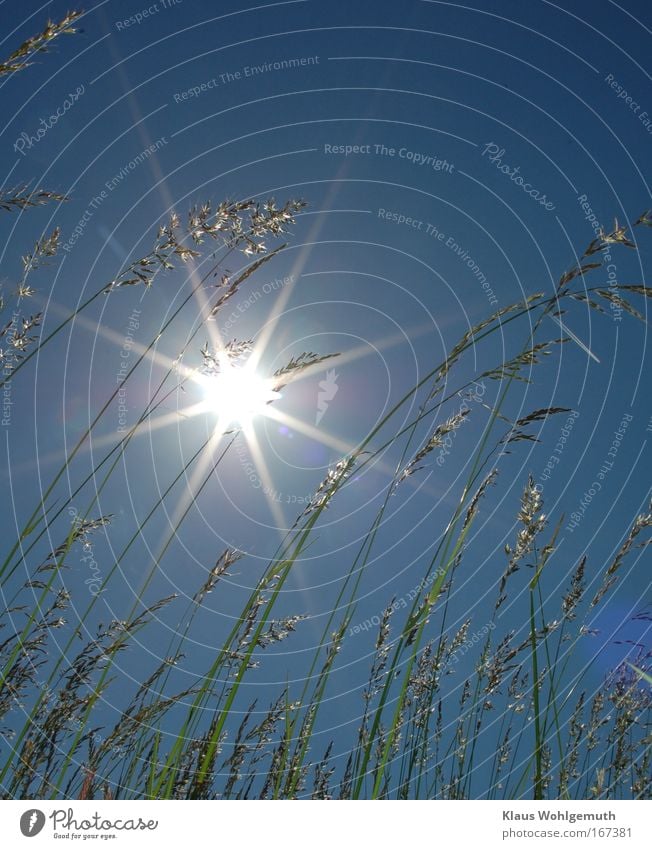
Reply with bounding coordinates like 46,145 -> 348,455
506,667 -> 528,714
312,742 -> 335,799
562,555 -> 586,620
603,660 -> 652,792
130,653 -> 183,708
193,549 -> 241,605
220,699 -> 259,798
508,475 -> 546,562
0,186 -> 67,212
558,692 -> 587,796
596,288 -> 645,322
107,198 -> 305,293
70,514 -> 112,543
463,469 -> 498,531
584,693 -> 606,757
599,220 -> 637,249
7,626 -> 119,796
179,717 -> 229,799
0,313 -> 42,361
540,744 -> 553,794
16,282 -> 36,299
118,593 -> 178,635
404,641 -> 447,743
21,227 -> 61,276
199,341 -> 253,375
583,219 -> 636,257
1,558 -> 81,725
399,410 -> 470,482
208,243 -> 286,317
0,218 -> 56,347
273,350 -> 339,390
482,632 -> 518,695
230,690 -> 292,799
282,626 -> 348,793
362,602 -> 395,704
515,407 -> 571,428
78,767 -> 95,800
496,477 -> 546,608
591,502 -> 652,607
95,683 -> 196,774
397,644 -> 446,795
557,261 -> 602,290
256,614 -> 307,648
303,455 -> 356,515
560,237 -> 652,317
449,621 -> 471,657
244,198 -> 307,254
339,753 -> 355,799
188,197 -> 305,255
491,724 -> 512,789
226,595 -> 266,668
569,292 -> 606,312
348,607 -> 398,795
0,634 -> 47,721
434,296 -> 544,386
483,339 -> 563,383
0,10 -> 82,76
106,213 -> 199,291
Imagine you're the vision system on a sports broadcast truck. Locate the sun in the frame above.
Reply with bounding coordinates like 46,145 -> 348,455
197,359 -> 280,428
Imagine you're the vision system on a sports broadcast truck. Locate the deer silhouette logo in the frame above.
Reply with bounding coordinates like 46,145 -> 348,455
316,369 -> 339,425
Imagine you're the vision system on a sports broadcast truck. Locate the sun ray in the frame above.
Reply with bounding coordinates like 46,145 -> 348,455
267,320 -> 437,390
246,204 -> 337,373
240,423 -> 290,536
143,424 -> 230,589
39,294 -> 197,380
185,260 -> 229,354
262,405 -> 358,458
261,403 -> 450,501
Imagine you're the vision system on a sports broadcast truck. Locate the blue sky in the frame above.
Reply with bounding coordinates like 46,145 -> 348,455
0,0 -> 650,796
